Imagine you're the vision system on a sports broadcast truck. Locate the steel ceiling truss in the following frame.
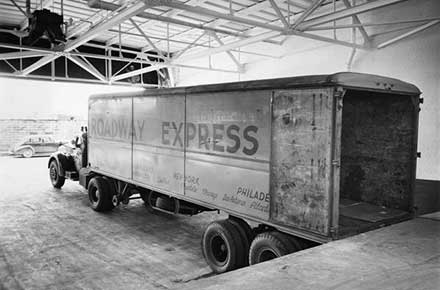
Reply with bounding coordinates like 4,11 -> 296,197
0,0 -> 438,86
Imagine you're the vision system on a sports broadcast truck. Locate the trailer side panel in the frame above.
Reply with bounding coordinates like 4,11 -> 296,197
184,90 -> 272,220
89,97 -> 133,179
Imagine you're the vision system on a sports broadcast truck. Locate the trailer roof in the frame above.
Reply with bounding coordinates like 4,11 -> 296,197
92,72 -> 421,99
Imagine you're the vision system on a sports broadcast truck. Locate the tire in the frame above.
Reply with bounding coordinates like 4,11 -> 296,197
22,148 -> 33,158
103,177 -> 118,208
88,177 -> 114,212
249,231 -> 300,265
49,160 -> 65,189
201,219 -> 245,273
228,217 -> 252,267
229,216 -> 254,242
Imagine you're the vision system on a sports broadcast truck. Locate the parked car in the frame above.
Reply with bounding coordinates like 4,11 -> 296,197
9,135 -> 65,158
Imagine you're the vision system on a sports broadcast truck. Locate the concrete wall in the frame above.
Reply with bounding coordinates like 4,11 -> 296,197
0,117 -> 86,152
176,0 -> 440,181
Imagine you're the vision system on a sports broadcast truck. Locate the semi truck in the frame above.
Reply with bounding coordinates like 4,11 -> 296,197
48,72 -> 421,273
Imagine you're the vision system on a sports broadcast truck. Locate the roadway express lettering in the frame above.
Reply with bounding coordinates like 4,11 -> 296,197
162,122 -> 259,156
90,118 -> 260,156
90,118 -> 145,141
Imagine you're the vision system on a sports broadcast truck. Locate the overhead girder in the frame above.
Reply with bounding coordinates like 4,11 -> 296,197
1,0 -> 437,86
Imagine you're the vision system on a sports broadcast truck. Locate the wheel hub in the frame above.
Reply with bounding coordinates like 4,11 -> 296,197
50,166 -> 57,180
211,235 -> 228,264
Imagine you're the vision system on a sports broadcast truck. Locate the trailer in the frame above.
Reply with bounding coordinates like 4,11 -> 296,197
48,72 -> 421,273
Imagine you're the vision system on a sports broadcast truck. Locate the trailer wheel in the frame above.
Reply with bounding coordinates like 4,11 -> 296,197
228,217 -> 253,267
249,231 -> 300,265
88,177 -> 114,212
49,160 -> 65,189
202,220 -> 244,273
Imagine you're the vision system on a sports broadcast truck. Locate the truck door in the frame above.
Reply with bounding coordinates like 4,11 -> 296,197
270,88 -> 335,237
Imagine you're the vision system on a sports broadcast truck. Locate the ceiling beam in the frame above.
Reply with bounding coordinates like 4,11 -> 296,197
152,0 -> 286,32
9,0 -> 27,17
111,63 -> 168,81
0,51 -> 49,60
377,20 -> 440,48
304,17 -> 440,30
88,0 -> 245,39
291,0 -> 326,29
20,2 -> 150,76
174,31 -> 206,59
286,0 -> 312,10
111,61 -> 241,82
269,0 -> 290,29
211,33 -> 243,71
341,0 -> 370,44
174,31 -> 281,63
66,55 -> 106,82
21,54 -> 58,75
129,19 -> 166,58
64,2 -> 149,52
297,0 -> 409,30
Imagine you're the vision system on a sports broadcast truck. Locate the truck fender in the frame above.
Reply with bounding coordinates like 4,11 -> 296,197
48,152 -> 75,177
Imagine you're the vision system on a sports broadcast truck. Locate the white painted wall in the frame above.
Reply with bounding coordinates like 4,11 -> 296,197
176,0 -> 440,180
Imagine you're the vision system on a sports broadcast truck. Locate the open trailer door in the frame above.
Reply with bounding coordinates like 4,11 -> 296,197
269,87 -> 338,239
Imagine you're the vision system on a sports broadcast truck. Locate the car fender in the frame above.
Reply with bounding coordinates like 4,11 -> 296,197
48,152 -> 76,177
14,145 -> 35,155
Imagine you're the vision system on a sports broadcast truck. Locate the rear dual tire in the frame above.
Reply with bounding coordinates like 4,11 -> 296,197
201,219 -> 245,273
249,231 -> 303,265
202,218 -> 305,272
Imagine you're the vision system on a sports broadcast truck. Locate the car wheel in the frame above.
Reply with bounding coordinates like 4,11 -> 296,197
22,148 -> 33,158
49,160 -> 65,189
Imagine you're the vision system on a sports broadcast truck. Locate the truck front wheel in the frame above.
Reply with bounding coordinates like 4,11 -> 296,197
249,231 -> 301,265
88,177 -> 115,212
49,160 -> 65,189
202,219 -> 245,273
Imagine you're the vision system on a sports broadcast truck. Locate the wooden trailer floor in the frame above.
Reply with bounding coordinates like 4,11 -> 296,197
181,212 -> 440,290
0,156 -> 221,290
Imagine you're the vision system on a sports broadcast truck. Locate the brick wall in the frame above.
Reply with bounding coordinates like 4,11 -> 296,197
0,118 -> 86,152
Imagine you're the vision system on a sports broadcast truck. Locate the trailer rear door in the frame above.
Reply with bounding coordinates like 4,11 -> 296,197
270,88 -> 335,237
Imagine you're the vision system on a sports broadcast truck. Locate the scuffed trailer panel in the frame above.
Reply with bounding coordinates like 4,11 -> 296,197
89,97 -> 133,179
132,94 -> 185,195
184,90 -> 271,220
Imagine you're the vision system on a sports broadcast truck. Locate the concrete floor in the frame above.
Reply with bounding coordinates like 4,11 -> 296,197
0,156 -> 223,290
1,156 -> 439,290
182,214 -> 440,290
